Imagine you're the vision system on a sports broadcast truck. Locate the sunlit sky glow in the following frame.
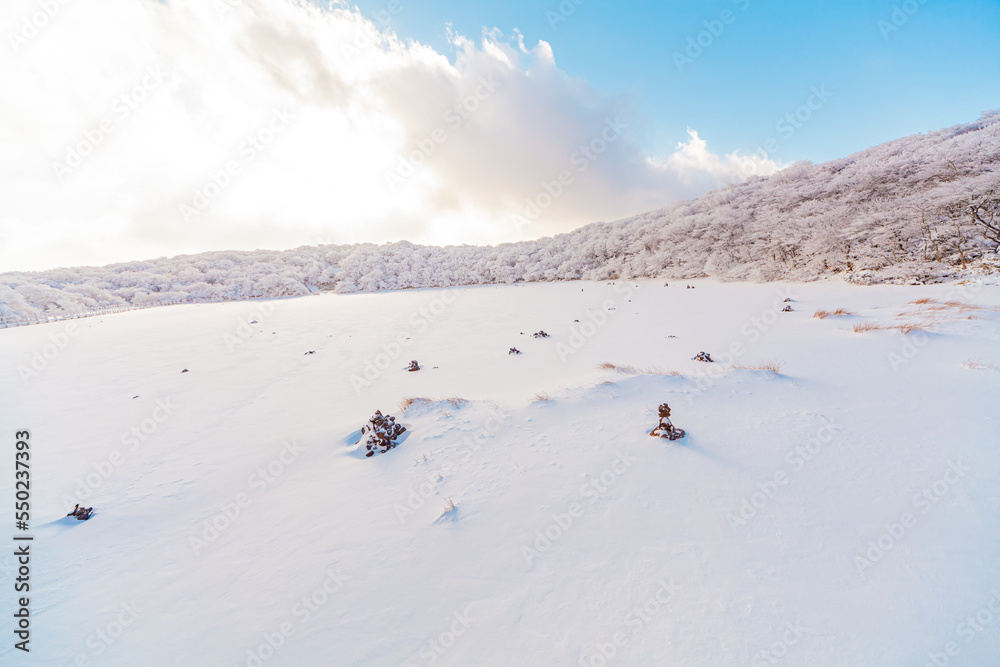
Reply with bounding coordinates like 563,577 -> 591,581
0,0 -> 997,271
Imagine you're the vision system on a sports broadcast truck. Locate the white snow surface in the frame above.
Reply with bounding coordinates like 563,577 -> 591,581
2,278 -> 1000,666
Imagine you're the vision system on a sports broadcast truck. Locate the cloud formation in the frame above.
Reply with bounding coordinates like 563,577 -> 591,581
0,0 -> 784,271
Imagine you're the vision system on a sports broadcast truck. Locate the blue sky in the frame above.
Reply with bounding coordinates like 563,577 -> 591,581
3,0 -> 998,271
346,0 -> 1000,164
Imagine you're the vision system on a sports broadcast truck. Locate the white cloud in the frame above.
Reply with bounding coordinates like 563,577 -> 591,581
0,0 -> 784,271
654,128 -> 785,188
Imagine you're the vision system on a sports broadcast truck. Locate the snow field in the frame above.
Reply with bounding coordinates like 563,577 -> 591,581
1,277 -> 999,665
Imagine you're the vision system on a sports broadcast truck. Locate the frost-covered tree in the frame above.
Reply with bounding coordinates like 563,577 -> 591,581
3,111 -> 999,318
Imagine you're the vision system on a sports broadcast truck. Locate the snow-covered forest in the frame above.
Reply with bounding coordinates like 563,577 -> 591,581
3,112 -> 998,319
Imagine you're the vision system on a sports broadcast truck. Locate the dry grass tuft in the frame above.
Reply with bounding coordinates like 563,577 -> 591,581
909,298 -> 995,314
598,362 -> 683,376
399,397 -> 429,413
894,320 -> 935,334
853,321 -> 882,333
443,497 -> 456,513
815,308 -> 855,319
533,392 -> 551,402
733,359 -> 785,374
853,319 -> 936,334
401,396 -> 467,413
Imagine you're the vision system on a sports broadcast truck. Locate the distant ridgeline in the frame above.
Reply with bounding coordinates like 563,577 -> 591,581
2,112 -> 999,319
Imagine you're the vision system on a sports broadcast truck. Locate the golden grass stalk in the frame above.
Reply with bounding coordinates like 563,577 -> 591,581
732,359 -> 785,374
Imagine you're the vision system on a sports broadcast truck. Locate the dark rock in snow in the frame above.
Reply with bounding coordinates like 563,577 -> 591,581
650,403 -> 686,441
361,410 -> 406,457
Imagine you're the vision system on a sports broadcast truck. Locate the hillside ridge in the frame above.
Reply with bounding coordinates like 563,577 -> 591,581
2,111 -> 998,318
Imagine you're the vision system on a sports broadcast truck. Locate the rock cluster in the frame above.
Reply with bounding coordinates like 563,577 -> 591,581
650,403 -> 686,441
67,504 -> 94,521
361,410 -> 406,457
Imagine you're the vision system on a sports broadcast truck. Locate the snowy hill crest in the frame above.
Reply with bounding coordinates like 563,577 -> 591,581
2,112 -> 998,318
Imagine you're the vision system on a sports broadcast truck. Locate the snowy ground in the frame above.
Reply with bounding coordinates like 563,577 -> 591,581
2,277 -> 999,666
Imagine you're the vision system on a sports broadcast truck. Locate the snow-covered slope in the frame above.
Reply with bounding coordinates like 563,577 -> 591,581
3,112 -> 999,320
2,278 -> 999,665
